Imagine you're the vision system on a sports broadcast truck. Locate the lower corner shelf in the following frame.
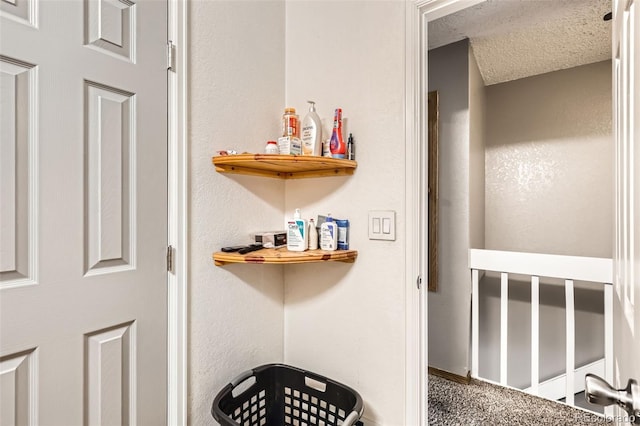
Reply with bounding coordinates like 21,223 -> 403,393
213,247 -> 358,266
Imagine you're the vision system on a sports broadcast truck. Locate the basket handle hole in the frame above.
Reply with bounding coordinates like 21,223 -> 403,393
231,376 -> 256,398
305,376 -> 327,393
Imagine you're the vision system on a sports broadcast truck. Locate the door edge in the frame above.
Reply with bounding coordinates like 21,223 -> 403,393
167,0 -> 188,424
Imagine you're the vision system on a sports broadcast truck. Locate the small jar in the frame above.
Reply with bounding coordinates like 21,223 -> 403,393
265,140 -> 279,154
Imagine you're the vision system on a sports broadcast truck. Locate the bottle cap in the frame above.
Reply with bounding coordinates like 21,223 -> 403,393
285,107 -> 296,113
294,208 -> 301,219
307,101 -> 316,111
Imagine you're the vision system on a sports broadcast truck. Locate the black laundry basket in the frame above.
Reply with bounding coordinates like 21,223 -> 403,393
212,364 -> 364,426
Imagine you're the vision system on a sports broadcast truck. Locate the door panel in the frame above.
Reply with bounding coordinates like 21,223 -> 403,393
84,80 -> 135,274
0,1 -> 168,424
85,0 -> 135,61
0,348 -> 36,425
85,322 -> 135,425
0,57 -> 36,287
0,0 -> 36,28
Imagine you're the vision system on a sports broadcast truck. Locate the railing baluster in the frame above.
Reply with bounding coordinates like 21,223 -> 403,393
531,276 -> 539,395
500,272 -> 508,385
472,269 -> 479,378
565,279 -> 575,406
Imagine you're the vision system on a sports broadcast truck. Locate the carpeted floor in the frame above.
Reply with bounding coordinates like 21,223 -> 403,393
428,375 -> 612,425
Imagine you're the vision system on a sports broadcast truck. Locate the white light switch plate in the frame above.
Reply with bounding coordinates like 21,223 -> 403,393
368,210 -> 395,241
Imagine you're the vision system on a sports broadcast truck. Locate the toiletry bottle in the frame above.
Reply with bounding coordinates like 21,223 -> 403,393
323,138 -> 331,157
265,140 -> 279,154
282,107 -> 299,138
347,133 -> 355,160
330,109 -> 346,158
301,101 -> 323,156
320,214 -> 337,251
308,218 -> 318,250
287,208 -> 307,251
336,219 -> 349,250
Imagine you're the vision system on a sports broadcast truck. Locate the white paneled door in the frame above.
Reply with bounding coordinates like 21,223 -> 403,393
612,0 -> 640,422
0,0 -> 168,424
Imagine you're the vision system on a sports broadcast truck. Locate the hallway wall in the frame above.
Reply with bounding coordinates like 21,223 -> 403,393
283,2 -> 407,424
188,2 -> 286,424
485,60 -> 613,258
427,39 -> 477,378
469,45 -> 487,251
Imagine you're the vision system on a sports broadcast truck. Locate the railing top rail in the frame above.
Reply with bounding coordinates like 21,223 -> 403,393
469,249 -> 613,283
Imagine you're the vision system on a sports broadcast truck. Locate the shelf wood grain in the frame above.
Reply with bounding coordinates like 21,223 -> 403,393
213,248 -> 358,266
212,154 -> 357,179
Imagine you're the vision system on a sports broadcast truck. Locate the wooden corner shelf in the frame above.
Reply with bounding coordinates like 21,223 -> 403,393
212,154 -> 357,179
213,248 -> 358,266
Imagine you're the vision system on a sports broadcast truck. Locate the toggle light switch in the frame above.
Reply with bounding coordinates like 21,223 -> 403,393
382,218 -> 390,234
368,210 -> 396,241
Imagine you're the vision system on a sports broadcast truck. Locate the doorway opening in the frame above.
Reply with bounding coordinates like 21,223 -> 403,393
423,0 -> 613,418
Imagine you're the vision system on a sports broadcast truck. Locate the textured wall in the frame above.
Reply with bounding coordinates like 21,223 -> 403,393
480,61 -> 612,388
283,1 -> 406,424
427,39 -> 473,377
469,45 -> 486,250
188,2 -> 286,424
485,60 -> 613,257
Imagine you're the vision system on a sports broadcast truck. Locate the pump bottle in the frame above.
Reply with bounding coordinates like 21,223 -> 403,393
301,101 -> 322,156
287,209 -> 307,251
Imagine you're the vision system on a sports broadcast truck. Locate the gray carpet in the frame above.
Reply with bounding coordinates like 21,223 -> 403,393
428,375 -> 612,425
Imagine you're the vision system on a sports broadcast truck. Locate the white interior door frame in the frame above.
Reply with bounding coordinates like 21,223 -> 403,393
405,1 -> 486,425
167,0 -> 188,424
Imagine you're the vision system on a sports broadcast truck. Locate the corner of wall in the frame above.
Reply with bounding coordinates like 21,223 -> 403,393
468,44 -> 486,251
427,39 -> 473,377
188,1 -> 287,424
282,1 -> 407,423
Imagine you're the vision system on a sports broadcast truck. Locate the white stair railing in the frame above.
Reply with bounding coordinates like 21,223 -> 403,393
469,249 -> 613,411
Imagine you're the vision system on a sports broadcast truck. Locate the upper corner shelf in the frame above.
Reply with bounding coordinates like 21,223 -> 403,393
212,154 -> 357,179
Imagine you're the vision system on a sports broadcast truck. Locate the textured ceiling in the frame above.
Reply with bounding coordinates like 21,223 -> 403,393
428,0 -> 612,85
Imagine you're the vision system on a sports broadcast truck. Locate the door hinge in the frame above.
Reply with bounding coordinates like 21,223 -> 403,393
167,40 -> 176,71
167,245 -> 174,272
